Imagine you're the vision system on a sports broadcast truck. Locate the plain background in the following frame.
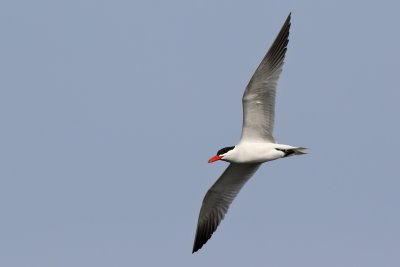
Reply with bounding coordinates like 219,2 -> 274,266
1,0 -> 399,266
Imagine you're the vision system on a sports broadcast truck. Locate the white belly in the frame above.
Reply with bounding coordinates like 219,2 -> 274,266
229,142 -> 286,163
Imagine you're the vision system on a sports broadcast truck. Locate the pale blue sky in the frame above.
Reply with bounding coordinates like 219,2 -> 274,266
1,0 -> 399,266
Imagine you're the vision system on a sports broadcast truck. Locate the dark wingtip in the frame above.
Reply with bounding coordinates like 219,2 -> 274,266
286,12 -> 291,25
192,228 -> 209,253
192,216 -> 221,253
285,12 -> 291,29
192,239 -> 200,253
192,247 -> 199,254
192,237 -> 205,254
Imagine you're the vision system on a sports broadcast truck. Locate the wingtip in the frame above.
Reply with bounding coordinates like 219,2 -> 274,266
192,228 -> 210,253
192,242 -> 198,254
192,241 -> 203,254
192,228 -> 204,254
287,12 -> 292,24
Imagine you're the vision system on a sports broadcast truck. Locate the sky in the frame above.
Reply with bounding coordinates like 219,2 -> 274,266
0,0 -> 399,266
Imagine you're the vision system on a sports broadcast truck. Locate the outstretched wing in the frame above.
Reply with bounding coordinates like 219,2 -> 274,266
192,163 -> 261,253
241,13 -> 291,142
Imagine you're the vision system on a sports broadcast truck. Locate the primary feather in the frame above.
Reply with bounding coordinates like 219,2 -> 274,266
241,13 -> 291,142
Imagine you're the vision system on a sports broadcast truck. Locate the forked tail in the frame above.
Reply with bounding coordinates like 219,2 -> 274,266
278,147 -> 308,157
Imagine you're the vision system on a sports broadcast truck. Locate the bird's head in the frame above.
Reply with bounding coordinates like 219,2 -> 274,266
208,146 -> 236,163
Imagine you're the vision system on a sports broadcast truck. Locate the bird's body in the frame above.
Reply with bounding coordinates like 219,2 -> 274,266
192,13 -> 306,253
220,142 -> 304,164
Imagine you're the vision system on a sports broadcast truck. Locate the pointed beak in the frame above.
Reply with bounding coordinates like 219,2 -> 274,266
208,155 -> 223,163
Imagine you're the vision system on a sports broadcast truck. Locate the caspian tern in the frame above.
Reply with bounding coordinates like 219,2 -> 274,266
192,13 -> 306,253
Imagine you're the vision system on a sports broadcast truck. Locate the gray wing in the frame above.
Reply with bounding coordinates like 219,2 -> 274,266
241,13 -> 291,142
192,163 -> 261,253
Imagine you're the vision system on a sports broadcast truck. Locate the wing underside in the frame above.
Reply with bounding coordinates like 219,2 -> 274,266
192,163 -> 260,253
241,13 -> 291,142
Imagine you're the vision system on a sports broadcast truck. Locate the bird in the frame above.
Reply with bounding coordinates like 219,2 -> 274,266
192,13 -> 306,253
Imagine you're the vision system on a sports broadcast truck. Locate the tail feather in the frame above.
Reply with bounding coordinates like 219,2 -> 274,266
293,147 -> 307,155
281,147 -> 307,157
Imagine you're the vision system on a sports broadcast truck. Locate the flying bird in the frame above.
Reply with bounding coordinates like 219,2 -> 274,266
192,13 -> 306,253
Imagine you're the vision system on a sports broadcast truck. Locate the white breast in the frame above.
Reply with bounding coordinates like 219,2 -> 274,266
227,142 -> 285,164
